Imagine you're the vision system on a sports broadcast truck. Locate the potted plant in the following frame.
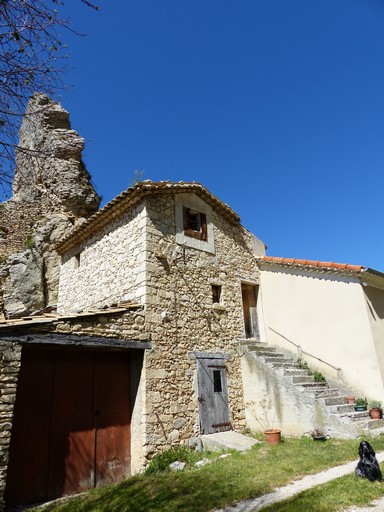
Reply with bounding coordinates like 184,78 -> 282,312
368,400 -> 382,419
253,397 -> 281,445
354,397 -> 368,411
310,429 -> 327,441
345,395 -> 355,404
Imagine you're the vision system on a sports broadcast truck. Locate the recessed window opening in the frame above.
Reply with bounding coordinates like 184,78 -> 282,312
74,252 -> 81,268
212,285 -> 222,303
183,207 -> 207,241
213,370 -> 222,393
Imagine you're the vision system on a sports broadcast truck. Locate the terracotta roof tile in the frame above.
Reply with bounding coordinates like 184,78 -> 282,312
56,181 -> 240,254
258,256 -> 365,273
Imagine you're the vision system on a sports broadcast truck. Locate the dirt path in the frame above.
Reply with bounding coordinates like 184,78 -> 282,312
218,451 -> 384,512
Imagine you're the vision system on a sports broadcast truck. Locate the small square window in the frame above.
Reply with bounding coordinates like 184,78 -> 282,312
212,285 -> 222,303
183,207 -> 207,241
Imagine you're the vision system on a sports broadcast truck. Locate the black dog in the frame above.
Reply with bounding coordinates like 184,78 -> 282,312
355,440 -> 383,482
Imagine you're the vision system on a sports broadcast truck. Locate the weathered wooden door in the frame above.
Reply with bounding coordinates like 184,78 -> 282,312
197,357 -> 230,434
5,347 -> 131,509
94,351 -> 131,487
241,283 -> 260,339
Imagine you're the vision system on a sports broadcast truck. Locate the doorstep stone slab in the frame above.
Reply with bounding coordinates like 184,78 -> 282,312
201,431 -> 260,452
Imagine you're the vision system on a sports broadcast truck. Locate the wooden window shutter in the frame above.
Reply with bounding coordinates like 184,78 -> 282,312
183,207 -> 190,231
200,213 -> 207,241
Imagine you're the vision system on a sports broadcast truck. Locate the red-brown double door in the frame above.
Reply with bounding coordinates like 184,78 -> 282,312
5,347 -> 131,508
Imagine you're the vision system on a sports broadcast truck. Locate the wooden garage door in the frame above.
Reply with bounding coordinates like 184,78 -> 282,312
5,347 -> 131,508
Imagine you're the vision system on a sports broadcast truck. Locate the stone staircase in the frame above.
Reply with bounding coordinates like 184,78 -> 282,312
241,340 -> 384,438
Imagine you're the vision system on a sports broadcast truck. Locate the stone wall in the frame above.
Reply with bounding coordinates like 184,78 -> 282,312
0,342 -> 22,507
0,93 -> 100,318
0,306 -> 148,505
55,189 -> 265,459
142,193 -> 261,456
58,203 -> 147,313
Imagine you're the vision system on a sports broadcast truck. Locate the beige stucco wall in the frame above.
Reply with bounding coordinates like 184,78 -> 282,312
259,266 -> 384,400
241,350 -> 320,435
363,286 -> 384,395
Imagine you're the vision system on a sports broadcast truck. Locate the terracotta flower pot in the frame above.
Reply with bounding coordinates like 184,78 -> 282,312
346,396 -> 355,404
264,429 -> 281,445
369,408 -> 382,419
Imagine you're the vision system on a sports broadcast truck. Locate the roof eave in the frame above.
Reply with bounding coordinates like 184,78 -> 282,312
55,181 -> 240,254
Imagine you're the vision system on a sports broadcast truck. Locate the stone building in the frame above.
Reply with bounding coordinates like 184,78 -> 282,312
0,180 -> 266,509
2,95 -> 384,510
3,177 -> 384,510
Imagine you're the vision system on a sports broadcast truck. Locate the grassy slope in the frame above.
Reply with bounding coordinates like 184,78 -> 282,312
36,437 -> 384,512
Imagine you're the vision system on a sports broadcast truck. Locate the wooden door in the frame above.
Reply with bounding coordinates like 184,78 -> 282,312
5,347 -> 131,509
241,283 -> 260,339
4,349 -> 54,506
197,357 -> 230,434
94,351 -> 131,486
48,350 -> 95,499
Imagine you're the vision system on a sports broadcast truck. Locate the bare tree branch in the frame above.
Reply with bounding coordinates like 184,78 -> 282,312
0,0 -> 99,198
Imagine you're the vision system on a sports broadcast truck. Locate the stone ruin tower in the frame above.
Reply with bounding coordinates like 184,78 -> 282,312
0,92 -> 100,318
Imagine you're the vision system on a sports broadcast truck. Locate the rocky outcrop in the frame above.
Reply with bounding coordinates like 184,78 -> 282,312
0,93 -> 100,319
12,92 -> 99,216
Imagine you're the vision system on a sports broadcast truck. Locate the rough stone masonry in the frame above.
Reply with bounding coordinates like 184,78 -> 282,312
0,92 -> 100,319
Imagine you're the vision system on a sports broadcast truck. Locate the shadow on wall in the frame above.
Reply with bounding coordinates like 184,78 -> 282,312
365,287 -> 384,321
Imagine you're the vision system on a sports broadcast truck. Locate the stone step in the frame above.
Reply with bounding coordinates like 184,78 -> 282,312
239,339 -> 268,346
314,388 -> 340,398
322,396 -> 347,406
247,345 -> 277,353
300,382 -> 328,389
284,368 -> 309,376
250,350 -> 283,358
335,404 -> 356,414
343,410 -> 370,421
292,376 -> 315,384
269,361 -> 296,368
201,431 -> 260,452
367,419 -> 384,430
368,426 -> 384,436
264,357 -> 289,364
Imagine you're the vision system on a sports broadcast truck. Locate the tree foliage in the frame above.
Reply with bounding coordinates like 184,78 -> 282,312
0,0 -> 98,195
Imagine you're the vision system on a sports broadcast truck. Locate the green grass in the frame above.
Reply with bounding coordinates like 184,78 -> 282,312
262,473 -> 384,512
33,437 -> 384,512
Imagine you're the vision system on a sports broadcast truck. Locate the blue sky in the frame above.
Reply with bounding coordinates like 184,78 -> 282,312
56,0 -> 384,269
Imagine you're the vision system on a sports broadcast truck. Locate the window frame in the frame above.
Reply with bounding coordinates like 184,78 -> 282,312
183,207 -> 208,241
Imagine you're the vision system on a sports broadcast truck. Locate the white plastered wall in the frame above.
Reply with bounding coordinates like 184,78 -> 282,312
259,266 -> 384,400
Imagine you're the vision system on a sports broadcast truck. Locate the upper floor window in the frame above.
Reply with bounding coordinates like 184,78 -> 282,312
175,193 -> 215,254
183,207 -> 207,241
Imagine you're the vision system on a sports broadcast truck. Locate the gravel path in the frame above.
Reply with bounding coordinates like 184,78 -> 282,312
218,451 -> 384,512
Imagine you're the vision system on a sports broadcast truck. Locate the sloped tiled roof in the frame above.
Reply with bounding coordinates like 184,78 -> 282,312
259,256 -> 364,273
257,255 -> 384,289
56,181 -> 240,254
